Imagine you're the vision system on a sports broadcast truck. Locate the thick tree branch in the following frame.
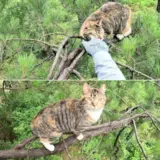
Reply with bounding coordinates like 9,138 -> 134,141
0,112 -> 152,159
57,49 -> 85,80
54,48 -> 82,79
47,36 -> 84,80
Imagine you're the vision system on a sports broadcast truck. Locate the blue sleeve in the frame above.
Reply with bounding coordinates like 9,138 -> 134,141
92,50 -> 126,80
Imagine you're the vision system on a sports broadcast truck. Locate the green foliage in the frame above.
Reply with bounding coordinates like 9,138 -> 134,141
17,53 -> 36,78
0,81 -> 159,159
0,0 -> 159,79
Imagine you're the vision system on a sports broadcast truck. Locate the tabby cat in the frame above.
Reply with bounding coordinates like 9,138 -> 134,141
80,2 -> 132,40
31,83 -> 106,151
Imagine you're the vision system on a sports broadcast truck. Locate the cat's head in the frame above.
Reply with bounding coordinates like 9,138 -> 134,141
82,83 -> 106,110
80,20 -> 105,40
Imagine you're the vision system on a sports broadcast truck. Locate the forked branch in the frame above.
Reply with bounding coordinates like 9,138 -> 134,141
0,112 -> 157,159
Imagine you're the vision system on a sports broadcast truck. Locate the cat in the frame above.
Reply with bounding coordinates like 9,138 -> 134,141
80,2 -> 132,40
31,83 -> 106,151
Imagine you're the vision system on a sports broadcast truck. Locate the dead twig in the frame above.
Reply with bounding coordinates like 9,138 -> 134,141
122,105 -> 141,115
112,127 -> 127,159
72,69 -> 85,80
132,120 -> 149,160
113,127 -> 127,147
47,37 -> 70,80
48,35 -> 84,80
30,54 -> 54,74
6,38 -> 58,50
145,113 -> 160,131
54,46 -> 69,79
116,61 -> 154,80
62,137 -> 72,160
14,136 -> 37,150
108,90 -> 130,107
54,48 -> 82,80
87,135 -> 105,159
58,49 -> 85,80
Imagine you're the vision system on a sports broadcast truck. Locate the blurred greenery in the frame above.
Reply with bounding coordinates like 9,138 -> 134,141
0,81 -> 160,159
0,0 -> 160,79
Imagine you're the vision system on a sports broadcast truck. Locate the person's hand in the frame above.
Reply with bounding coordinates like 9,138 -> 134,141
82,37 -> 109,56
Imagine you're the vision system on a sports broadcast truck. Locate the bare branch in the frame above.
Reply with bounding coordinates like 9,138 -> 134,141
116,61 -> 154,80
62,137 -> 72,160
54,48 -> 82,79
32,55 -> 53,70
58,49 -> 85,80
14,136 -> 37,150
87,135 -> 105,159
113,127 -> 127,147
72,69 -> 85,80
6,38 -> 58,50
54,46 -> 69,79
77,113 -> 148,132
122,105 -> 141,115
132,120 -> 149,160
47,37 -> 70,80
145,113 -> 160,131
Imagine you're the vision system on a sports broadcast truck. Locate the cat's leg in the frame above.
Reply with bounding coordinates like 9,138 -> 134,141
50,131 -> 62,143
116,11 -> 132,40
40,137 -> 55,151
76,133 -> 84,140
122,26 -> 132,37
116,34 -> 125,40
107,29 -> 114,40
71,129 -> 84,141
116,26 -> 132,40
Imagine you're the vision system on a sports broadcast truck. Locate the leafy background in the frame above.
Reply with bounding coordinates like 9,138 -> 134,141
0,81 -> 160,160
0,0 -> 160,79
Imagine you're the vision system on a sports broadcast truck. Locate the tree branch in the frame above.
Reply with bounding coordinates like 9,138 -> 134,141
6,38 -> 58,50
0,112 -> 151,159
47,37 -> 70,80
72,69 -> 85,80
47,35 -> 84,80
57,49 -> 85,80
14,136 -> 37,150
116,61 -> 154,80
54,48 -> 82,79
132,120 -> 149,160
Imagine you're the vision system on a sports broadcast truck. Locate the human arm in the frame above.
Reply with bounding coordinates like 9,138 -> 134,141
82,38 -> 126,80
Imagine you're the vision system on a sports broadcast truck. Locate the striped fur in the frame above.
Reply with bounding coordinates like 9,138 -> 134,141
31,83 -> 106,151
80,2 -> 132,40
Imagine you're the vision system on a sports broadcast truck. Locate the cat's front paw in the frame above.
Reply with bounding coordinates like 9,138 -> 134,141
116,34 -> 124,40
77,133 -> 84,140
44,143 -> 55,152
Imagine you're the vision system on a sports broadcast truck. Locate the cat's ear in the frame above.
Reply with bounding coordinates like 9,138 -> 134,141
83,83 -> 91,95
99,84 -> 106,94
